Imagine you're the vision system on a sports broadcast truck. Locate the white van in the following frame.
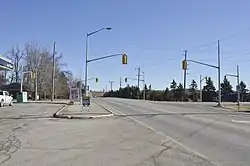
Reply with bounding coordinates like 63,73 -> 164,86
0,90 -> 13,107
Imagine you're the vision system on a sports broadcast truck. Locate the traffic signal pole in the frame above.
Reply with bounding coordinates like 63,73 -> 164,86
184,40 -> 221,106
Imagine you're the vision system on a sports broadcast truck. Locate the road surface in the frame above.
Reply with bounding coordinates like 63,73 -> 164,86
0,103 -> 62,165
99,97 -> 250,166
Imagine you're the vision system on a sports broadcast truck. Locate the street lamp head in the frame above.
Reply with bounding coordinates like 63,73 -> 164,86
106,27 -> 112,30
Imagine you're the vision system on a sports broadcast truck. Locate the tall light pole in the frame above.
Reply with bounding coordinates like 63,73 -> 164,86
84,27 -> 112,101
225,65 -> 240,109
199,75 -> 207,102
51,42 -> 56,101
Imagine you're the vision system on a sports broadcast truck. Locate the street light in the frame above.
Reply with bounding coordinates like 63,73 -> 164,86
199,75 -> 207,102
81,27 -> 112,105
224,65 -> 240,109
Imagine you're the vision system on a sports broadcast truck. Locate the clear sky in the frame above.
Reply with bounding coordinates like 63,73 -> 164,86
1,0 -> 250,91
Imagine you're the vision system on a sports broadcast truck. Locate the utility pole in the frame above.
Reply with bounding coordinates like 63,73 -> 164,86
109,81 -> 114,91
119,77 -> 122,89
217,40 -> 221,107
237,65 -> 240,108
35,67 -> 38,101
136,67 -> 141,99
142,71 -> 145,100
34,53 -> 39,101
183,50 -> 188,100
51,42 -> 56,101
20,65 -> 23,93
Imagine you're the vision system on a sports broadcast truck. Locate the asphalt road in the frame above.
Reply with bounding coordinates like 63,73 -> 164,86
1,102 -> 213,166
100,98 -> 250,166
0,103 -> 62,165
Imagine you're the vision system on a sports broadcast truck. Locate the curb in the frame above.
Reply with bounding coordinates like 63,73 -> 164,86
53,104 -> 69,118
19,101 -> 72,105
64,113 -> 114,119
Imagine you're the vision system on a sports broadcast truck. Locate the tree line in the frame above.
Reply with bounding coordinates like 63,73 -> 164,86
2,42 -> 72,99
103,77 -> 250,102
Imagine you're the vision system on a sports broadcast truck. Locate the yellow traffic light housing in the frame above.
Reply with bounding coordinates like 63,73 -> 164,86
30,71 -> 36,79
122,54 -> 127,64
182,60 -> 187,70
96,78 -> 98,83
125,78 -> 127,82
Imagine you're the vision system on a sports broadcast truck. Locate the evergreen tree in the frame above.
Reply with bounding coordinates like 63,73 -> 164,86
221,77 -> 233,94
189,79 -> 198,101
202,77 -> 216,102
239,81 -> 248,101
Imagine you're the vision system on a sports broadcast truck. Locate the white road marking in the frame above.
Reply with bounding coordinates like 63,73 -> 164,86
106,102 -> 212,162
231,120 -> 250,124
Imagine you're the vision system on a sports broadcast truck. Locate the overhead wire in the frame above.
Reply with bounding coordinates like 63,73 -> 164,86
137,27 -> 250,73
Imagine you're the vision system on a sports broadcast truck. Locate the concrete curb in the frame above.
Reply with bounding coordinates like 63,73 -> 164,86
53,103 -> 114,119
19,101 -> 72,105
53,104 -> 69,118
64,113 -> 114,119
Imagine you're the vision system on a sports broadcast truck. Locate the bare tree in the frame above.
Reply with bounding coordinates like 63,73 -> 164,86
22,42 -> 71,99
6,46 -> 24,83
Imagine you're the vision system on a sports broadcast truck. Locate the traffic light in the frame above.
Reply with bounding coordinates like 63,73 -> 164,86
30,71 -> 36,79
125,78 -> 127,82
182,60 -> 187,70
96,78 -> 98,83
122,54 -> 128,64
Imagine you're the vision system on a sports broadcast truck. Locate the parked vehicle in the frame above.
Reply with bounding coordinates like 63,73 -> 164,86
0,90 -> 13,107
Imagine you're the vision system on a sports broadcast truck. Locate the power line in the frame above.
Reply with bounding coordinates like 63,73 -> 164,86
189,27 -> 250,51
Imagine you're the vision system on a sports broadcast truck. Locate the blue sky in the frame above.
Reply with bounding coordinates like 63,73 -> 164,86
1,0 -> 250,91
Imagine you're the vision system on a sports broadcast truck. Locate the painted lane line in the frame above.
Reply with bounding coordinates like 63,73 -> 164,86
106,102 -> 215,164
231,120 -> 250,124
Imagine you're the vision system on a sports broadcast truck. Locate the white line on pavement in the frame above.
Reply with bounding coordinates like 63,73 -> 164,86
231,120 -> 250,124
106,102 -> 212,162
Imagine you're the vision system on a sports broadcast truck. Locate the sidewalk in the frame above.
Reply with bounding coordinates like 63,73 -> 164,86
55,102 -> 114,119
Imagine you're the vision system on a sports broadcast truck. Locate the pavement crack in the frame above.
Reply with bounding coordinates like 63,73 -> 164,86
0,135 -> 21,164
